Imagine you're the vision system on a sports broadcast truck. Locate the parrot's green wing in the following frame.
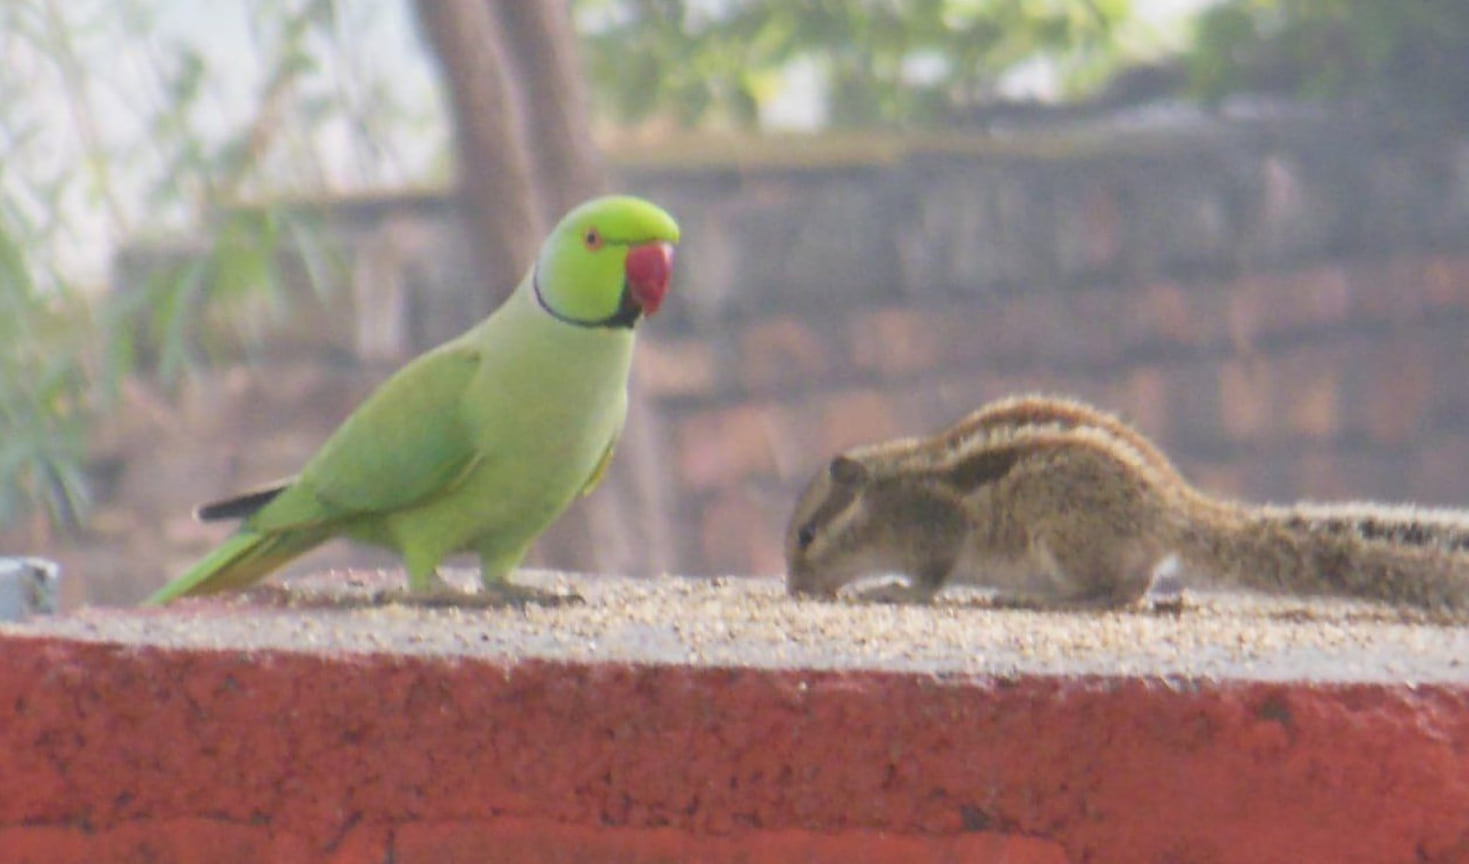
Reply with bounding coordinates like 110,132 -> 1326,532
249,343 -> 483,532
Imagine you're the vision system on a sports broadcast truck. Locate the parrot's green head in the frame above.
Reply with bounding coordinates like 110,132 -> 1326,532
533,195 -> 680,329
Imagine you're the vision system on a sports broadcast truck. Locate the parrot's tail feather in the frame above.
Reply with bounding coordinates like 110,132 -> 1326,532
195,481 -> 292,522
144,530 -> 322,605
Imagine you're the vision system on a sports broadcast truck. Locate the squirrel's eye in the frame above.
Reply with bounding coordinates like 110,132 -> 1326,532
828,456 -> 865,486
584,228 -> 602,249
796,524 -> 816,549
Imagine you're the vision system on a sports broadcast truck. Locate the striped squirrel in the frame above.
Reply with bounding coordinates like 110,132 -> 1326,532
785,394 -> 1469,612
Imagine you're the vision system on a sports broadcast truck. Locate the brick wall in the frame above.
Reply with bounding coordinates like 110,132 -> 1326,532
638,252 -> 1469,575
61,116 -> 1469,598
618,121 -> 1469,576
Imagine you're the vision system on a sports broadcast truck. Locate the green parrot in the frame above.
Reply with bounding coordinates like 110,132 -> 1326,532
145,195 -> 679,606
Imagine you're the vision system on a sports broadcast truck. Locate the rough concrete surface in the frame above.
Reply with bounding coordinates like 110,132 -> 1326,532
7,570 -> 1468,683
2,571 -> 1468,864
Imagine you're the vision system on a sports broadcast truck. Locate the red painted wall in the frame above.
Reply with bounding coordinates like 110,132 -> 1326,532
3,633 -> 1468,863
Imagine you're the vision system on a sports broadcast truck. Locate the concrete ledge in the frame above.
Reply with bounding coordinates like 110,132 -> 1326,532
3,573 -> 1468,863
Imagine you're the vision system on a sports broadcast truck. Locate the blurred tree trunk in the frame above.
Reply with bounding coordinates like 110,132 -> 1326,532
413,0 -> 542,299
413,0 -> 672,577
491,0 -> 606,222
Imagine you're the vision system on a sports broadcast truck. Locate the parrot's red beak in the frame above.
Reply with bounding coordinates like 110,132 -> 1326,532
625,242 -> 674,317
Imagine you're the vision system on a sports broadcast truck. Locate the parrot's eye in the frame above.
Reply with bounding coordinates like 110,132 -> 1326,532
584,228 -> 603,250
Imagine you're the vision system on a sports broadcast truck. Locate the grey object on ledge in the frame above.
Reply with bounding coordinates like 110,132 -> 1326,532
0,558 -> 59,621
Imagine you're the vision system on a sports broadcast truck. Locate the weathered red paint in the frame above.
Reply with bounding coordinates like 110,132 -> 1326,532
1,634 -> 1467,863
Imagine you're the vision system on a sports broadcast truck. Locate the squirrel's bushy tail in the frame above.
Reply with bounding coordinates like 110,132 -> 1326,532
1180,503 -> 1469,613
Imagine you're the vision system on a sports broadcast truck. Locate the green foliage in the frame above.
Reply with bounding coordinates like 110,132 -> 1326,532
0,0 -> 433,536
0,221 -> 92,529
1188,0 -> 1469,118
574,0 -> 1135,130
106,207 -> 340,384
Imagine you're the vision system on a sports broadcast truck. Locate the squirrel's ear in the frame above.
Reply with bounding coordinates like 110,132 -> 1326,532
828,455 -> 867,486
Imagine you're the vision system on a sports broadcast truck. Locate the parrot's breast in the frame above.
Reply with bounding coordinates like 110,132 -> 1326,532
385,287 -> 637,559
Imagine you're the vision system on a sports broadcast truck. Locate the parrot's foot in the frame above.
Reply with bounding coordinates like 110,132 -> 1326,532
385,582 -> 583,609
